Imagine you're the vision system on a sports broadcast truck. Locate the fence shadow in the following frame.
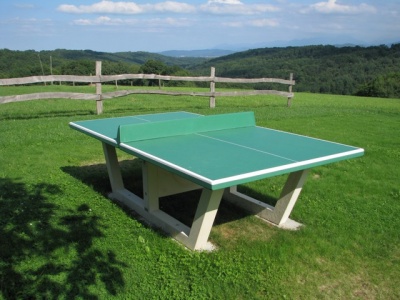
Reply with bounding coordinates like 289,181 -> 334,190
0,177 -> 126,299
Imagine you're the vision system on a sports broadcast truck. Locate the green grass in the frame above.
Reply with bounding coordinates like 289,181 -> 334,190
1,87 -> 399,299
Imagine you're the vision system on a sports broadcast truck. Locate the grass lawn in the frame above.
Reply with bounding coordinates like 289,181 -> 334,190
0,86 -> 399,299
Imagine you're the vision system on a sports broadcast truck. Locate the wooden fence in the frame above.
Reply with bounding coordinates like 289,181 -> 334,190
0,61 -> 295,114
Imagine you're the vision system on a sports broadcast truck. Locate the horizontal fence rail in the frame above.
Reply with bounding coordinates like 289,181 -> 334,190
0,74 -> 294,85
0,61 -> 295,113
0,92 -> 98,104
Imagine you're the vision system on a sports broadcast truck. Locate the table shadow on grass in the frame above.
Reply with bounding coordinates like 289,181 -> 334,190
0,177 -> 126,299
61,160 -> 279,239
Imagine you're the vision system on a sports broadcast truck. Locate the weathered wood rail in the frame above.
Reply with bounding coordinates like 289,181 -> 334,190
0,61 -> 295,114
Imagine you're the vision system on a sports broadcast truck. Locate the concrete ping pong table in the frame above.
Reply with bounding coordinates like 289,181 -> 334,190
70,111 -> 364,250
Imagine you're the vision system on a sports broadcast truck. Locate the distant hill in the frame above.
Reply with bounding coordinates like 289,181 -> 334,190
105,50 -> 208,67
189,44 -> 400,96
1,44 -> 399,97
159,49 -> 235,58
0,48 -> 209,78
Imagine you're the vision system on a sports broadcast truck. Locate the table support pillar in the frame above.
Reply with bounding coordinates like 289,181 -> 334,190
101,146 -> 222,250
142,161 -> 159,212
271,169 -> 309,225
102,142 -> 124,192
224,169 -> 309,229
101,141 -> 307,249
187,188 -> 224,250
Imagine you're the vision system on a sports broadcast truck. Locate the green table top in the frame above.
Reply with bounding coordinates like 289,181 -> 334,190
70,111 -> 364,190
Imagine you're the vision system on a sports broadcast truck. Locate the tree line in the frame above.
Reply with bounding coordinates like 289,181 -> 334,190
190,44 -> 400,98
1,44 -> 399,98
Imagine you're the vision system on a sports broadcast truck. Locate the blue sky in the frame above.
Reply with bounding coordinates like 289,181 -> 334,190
1,0 -> 399,52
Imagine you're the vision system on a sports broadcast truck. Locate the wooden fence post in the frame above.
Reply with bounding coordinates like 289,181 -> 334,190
287,73 -> 293,107
210,67 -> 216,108
96,61 -> 103,114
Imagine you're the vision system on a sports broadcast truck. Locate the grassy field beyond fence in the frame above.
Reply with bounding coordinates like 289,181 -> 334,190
0,87 -> 399,299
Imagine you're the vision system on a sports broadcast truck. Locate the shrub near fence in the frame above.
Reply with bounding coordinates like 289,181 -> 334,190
0,61 -> 295,114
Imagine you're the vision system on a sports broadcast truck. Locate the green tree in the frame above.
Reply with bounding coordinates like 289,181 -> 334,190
356,73 -> 400,98
139,60 -> 168,86
60,60 -> 94,76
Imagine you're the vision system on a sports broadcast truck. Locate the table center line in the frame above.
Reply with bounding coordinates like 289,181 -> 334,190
196,133 -> 298,163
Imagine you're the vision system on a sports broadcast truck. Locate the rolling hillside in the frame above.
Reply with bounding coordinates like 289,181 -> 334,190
0,48 -> 208,78
189,44 -> 400,96
1,44 -> 399,97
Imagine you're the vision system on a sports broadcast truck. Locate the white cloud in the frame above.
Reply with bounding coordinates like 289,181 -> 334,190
221,21 -> 243,27
206,0 -> 243,4
72,16 -> 191,27
58,0 -> 279,16
5,17 -> 53,25
72,19 -> 93,26
73,16 -> 128,25
145,2 -> 195,13
303,0 -> 376,14
201,1 -> 279,15
223,18 -> 279,28
163,17 -> 191,26
249,19 -> 279,27
58,1 -> 195,15
58,1 -> 143,14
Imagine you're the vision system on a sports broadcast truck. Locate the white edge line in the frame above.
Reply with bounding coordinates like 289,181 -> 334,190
120,143 -> 364,188
70,122 -> 117,145
256,125 -> 362,149
197,133 -> 298,162
212,148 -> 364,186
